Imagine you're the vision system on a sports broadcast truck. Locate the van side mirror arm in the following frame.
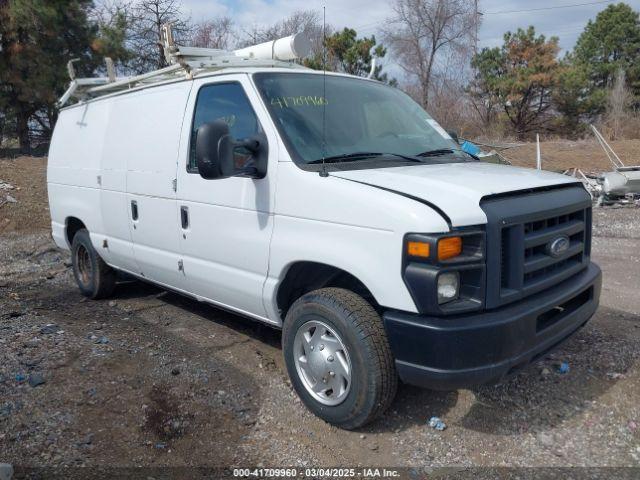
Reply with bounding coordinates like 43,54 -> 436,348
237,138 -> 260,152
234,135 -> 268,179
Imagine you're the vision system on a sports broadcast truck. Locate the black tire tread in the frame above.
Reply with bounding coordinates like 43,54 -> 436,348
71,229 -> 117,299
284,287 -> 397,429
92,251 -> 117,299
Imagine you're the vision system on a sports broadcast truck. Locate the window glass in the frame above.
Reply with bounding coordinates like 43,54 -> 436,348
189,82 -> 260,171
253,73 -> 467,166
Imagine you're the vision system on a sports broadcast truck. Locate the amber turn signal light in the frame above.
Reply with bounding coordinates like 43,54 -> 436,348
438,237 -> 462,260
407,241 -> 430,258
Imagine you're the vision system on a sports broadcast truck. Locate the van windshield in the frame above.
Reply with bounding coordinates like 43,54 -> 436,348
253,72 -> 470,167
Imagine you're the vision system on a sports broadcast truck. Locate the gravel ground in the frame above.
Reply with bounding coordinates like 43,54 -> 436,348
0,208 -> 639,475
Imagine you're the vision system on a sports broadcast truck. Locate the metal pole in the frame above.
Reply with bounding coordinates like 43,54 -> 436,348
536,134 -> 542,170
590,124 -> 625,169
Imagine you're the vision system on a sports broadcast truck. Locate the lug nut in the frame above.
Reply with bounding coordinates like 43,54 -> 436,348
319,344 -> 325,351
327,355 -> 334,362
329,371 -> 335,377
310,345 -> 314,351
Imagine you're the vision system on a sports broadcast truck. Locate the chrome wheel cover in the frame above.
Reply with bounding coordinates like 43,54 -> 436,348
293,319 -> 352,406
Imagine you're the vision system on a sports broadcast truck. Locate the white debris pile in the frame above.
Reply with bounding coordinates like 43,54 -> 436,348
0,180 -> 14,191
0,181 -> 17,207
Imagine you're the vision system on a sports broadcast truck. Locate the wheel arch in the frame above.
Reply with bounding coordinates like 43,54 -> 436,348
275,261 -> 380,322
65,216 -> 87,247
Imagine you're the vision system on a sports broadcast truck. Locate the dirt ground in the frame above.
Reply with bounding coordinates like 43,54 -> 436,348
500,139 -> 640,174
1,155 -> 639,475
0,157 -> 49,236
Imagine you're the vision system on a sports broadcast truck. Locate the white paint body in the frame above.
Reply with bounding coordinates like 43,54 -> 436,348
47,69 -> 577,325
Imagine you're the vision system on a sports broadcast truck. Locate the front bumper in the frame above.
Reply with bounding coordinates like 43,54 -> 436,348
383,263 -> 602,390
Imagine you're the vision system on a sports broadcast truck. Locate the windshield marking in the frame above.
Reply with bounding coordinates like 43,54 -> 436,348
270,96 -> 328,108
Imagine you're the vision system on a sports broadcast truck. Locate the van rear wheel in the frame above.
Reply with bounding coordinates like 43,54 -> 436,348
282,288 -> 397,429
71,229 -> 116,299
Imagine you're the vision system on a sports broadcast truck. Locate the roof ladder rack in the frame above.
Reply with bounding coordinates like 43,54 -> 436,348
58,24 -> 311,107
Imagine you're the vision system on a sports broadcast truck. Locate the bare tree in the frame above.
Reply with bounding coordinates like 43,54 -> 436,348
242,10 -> 320,42
91,0 -> 137,73
191,17 -> 235,50
425,50 -> 471,130
130,0 -> 192,72
605,69 -> 633,140
383,0 -> 476,107
468,82 -> 500,132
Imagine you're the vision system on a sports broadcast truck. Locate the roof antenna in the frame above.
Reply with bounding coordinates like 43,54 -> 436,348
319,5 -> 328,178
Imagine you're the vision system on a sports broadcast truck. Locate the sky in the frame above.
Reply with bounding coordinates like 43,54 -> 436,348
179,0 -> 640,73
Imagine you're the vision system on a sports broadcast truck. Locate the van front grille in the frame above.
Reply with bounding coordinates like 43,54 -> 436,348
502,207 -> 590,297
481,186 -> 592,309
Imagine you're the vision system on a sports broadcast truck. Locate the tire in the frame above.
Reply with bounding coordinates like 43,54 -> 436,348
70,229 -> 117,299
282,288 -> 398,429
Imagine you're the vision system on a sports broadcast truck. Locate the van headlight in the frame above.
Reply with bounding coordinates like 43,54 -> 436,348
437,272 -> 459,304
403,230 -> 485,315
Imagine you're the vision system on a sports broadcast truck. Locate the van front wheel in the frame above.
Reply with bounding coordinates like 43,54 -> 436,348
282,288 -> 397,429
71,229 -> 116,299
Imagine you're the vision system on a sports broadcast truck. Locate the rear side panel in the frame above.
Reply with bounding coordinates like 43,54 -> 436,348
99,97 -> 137,273
48,102 -> 109,250
48,81 -> 193,282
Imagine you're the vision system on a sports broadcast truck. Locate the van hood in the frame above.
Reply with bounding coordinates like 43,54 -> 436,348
330,162 -> 579,227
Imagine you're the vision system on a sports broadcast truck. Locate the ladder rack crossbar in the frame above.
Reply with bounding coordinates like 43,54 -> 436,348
59,58 -> 306,106
86,64 -> 183,94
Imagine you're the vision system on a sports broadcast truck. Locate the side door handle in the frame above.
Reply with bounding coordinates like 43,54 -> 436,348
131,200 -> 138,221
180,206 -> 189,229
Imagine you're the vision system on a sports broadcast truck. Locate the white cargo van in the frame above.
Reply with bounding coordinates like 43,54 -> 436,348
48,37 -> 601,429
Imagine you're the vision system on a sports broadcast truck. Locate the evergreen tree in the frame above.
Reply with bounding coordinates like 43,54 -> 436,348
573,2 -> 640,98
550,60 -> 605,135
0,0 -> 124,152
305,28 -> 396,85
471,27 -> 560,139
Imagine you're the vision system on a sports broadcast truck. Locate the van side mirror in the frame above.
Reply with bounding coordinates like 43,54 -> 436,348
196,121 -> 234,179
195,120 -> 267,180
447,130 -> 460,145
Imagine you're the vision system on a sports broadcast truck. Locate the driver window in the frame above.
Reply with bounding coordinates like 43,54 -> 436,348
188,82 -> 260,172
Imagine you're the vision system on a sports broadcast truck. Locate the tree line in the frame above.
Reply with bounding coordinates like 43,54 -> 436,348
1,0 -> 639,153
469,3 -> 640,140
0,0 -> 395,152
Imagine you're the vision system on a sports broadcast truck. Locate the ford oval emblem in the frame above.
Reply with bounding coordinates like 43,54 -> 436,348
547,235 -> 570,258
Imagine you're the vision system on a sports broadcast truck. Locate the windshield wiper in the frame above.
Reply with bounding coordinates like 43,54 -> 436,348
416,148 -> 479,161
416,149 -> 455,157
307,152 -> 422,164
307,152 -> 383,164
